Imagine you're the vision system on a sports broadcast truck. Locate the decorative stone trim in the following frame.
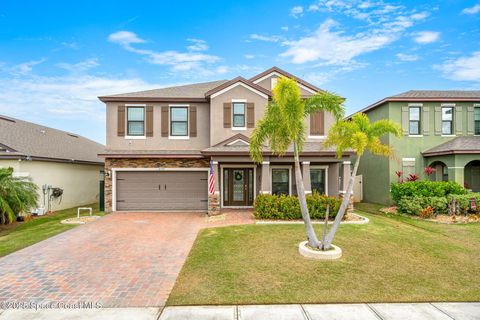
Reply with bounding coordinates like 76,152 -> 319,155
208,193 -> 220,216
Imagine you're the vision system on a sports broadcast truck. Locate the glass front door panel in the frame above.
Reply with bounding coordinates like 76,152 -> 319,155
232,170 -> 245,202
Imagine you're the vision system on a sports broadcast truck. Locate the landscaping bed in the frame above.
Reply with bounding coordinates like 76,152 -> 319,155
167,211 -> 480,305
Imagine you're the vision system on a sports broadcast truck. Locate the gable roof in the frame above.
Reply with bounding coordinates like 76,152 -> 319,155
250,66 -> 324,94
352,90 -> 480,117
422,136 -> 480,157
0,115 -> 104,164
99,80 -> 228,102
204,77 -> 272,98
212,133 -> 250,147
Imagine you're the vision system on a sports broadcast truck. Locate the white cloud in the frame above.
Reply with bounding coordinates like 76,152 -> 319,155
462,4 -> 480,14
436,51 -> 480,82
412,31 -> 440,44
281,26 -> 289,31
56,58 -> 99,73
187,38 -> 208,51
249,33 -> 281,42
244,54 -> 255,59
281,19 -> 398,65
107,30 -> 145,46
396,53 -> 419,61
280,2 -> 429,66
8,58 -> 47,76
108,31 -> 222,74
290,6 -> 304,18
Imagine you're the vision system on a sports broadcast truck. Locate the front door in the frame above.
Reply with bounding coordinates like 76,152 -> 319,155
223,168 -> 254,207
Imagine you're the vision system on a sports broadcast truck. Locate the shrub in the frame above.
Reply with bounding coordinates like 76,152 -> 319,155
397,196 -> 449,215
448,193 -> 480,214
254,192 -> 341,220
420,206 -> 434,218
391,181 -> 467,203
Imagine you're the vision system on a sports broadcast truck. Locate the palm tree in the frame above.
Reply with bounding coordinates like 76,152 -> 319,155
0,167 -> 38,224
322,113 -> 402,249
249,77 -> 345,248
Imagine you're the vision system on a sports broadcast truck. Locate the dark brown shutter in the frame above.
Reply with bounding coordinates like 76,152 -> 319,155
189,106 -> 197,137
161,106 -> 169,137
146,105 -> 154,137
247,103 -> 255,128
117,105 -> 125,136
310,111 -> 324,135
223,103 -> 231,128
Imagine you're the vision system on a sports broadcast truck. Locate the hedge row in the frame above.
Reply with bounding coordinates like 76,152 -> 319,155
253,193 -> 341,220
391,181 -> 467,203
397,193 -> 480,216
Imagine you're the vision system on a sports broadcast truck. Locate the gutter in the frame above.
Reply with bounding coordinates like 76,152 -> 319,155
0,154 -> 104,165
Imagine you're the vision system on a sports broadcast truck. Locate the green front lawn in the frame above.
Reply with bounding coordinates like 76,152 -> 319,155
168,210 -> 480,305
0,203 -> 102,257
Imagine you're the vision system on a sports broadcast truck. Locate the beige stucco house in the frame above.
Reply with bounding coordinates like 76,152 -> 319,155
99,67 -> 352,214
0,115 -> 105,212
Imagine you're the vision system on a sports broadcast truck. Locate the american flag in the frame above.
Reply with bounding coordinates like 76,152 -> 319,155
208,160 -> 215,194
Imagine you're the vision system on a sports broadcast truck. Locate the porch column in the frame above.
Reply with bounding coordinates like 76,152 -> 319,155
341,161 -> 351,192
449,166 -> 465,188
260,160 -> 271,194
208,160 -> 221,216
302,161 -> 311,194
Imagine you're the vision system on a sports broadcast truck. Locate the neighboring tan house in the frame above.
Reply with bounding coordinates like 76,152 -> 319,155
99,67 -> 353,214
353,90 -> 480,205
0,115 -> 105,212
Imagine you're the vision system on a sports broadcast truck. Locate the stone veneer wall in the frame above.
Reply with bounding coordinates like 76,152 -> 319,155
104,158 -> 210,213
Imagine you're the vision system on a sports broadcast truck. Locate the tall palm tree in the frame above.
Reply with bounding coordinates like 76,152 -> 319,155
250,77 -> 345,248
0,167 -> 38,224
322,113 -> 402,249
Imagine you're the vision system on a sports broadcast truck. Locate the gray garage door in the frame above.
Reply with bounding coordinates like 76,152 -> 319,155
116,171 -> 208,211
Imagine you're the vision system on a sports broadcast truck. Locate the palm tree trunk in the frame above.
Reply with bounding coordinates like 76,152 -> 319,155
322,155 -> 361,250
293,142 -> 321,248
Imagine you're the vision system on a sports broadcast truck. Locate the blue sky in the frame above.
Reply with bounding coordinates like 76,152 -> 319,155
1,0 -> 479,144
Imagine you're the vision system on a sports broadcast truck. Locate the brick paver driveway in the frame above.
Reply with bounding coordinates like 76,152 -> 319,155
0,212 -> 253,307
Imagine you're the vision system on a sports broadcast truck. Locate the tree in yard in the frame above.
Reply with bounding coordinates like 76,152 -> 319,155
0,167 -> 38,225
249,77 -> 345,248
322,113 -> 402,249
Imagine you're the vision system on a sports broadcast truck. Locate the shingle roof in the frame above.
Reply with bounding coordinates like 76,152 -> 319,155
422,136 -> 480,157
349,90 -> 480,118
99,150 -> 203,158
202,141 -> 351,155
0,115 -> 104,164
391,90 -> 480,99
99,80 -> 228,101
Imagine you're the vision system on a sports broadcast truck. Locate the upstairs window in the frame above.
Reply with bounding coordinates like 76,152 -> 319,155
409,106 -> 421,135
170,107 -> 188,136
441,107 -> 453,135
127,107 -> 145,136
475,107 -> 480,135
232,102 -> 246,128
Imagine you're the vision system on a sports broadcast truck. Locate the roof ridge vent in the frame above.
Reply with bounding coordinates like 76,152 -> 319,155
0,116 -> 16,123
67,133 -> 79,138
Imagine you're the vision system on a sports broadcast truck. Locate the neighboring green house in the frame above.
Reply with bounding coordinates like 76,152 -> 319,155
353,90 -> 480,205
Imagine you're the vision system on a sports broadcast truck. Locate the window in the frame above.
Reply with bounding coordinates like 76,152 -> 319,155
441,107 -> 453,135
127,107 -> 145,136
272,168 -> 289,195
310,168 -> 327,195
232,102 -> 245,127
170,107 -> 188,136
475,107 -> 480,135
409,106 -> 421,135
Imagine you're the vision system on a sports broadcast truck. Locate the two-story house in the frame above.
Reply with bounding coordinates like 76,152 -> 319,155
98,67 -> 352,214
354,90 -> 480,205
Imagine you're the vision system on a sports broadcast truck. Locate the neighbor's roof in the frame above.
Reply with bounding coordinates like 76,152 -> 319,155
422,136 -> 480,157
351,90 -> 480,117
0,115 -> 104,164
98,80 -> 229,102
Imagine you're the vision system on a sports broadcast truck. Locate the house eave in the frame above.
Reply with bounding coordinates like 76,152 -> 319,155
98,96 -> 209,103
422,150 -> 480,157
0,154 -> 103,165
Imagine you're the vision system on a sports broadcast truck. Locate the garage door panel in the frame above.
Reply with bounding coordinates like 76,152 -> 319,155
116,171 -> 208,211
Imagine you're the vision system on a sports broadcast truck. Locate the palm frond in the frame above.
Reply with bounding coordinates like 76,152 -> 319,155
304,92 -> 345,120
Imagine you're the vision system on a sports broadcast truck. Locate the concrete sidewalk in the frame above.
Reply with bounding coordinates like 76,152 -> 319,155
0,303 -> 479,319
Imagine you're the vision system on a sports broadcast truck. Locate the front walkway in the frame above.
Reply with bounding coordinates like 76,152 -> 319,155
0,211 -> 253,308
0,303 -> 478,320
